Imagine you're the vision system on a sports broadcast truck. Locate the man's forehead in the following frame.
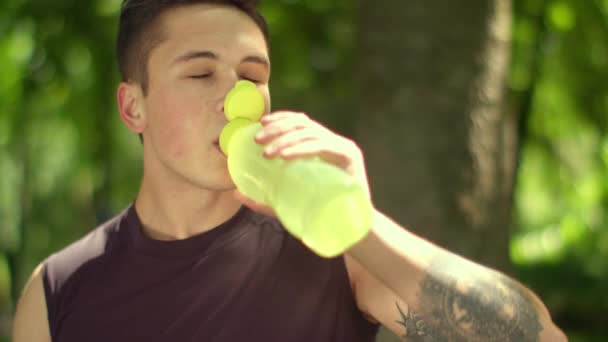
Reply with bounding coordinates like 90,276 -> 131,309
156,4 -> 268,60
160,4 -> 263,40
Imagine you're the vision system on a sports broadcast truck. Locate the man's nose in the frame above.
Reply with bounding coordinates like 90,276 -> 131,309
215,96 -> 226,116
215,76 -> 239,115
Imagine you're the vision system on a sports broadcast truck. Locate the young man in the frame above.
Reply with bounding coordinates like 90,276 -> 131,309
13,0 -> 567,341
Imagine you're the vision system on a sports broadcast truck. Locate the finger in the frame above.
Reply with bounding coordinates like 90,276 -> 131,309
260,111 -> 308,125
255,115 -> 315,144
263,128 -> 320,158
282,139 -> 355,169
279,139 -> 328,160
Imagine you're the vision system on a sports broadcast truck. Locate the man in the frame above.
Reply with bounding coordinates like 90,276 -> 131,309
13,0 -> 567,341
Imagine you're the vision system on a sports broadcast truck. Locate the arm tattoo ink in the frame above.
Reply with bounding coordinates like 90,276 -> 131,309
395,302 -> 433,341
409,258 -> 543,341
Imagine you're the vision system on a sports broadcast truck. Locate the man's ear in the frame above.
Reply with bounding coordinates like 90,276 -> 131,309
117,82 -> 146,134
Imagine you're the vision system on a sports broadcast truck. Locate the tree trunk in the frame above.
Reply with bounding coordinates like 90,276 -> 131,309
354,1 -> 513,338
355,0 -> 514,268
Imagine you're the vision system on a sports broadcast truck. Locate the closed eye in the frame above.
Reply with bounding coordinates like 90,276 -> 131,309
240,76 -> 260,84
189,74 -> 211,79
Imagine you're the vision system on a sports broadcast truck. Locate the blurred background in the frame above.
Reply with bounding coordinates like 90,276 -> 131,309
0,0 -> 607,340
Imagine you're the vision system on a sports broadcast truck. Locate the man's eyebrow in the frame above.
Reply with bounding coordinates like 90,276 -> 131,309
242,55 -> 270,69
172,50 -> 218,65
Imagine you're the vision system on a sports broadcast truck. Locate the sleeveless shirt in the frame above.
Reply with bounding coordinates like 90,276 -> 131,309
42,204 -> 379,341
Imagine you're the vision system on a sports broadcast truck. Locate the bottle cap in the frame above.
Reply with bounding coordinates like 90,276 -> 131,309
219,118 -> 254,155
224,80 -> 265,121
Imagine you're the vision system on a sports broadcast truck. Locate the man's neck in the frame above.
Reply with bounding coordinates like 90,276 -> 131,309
134,172 -> 242,241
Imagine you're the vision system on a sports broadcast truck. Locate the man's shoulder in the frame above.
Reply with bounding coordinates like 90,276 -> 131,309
43,206 -> 131,291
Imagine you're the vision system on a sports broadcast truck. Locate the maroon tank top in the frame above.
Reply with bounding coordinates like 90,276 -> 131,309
42,204 -> 379,341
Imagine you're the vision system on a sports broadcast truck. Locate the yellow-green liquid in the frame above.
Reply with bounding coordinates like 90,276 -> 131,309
227,123 -> 372,257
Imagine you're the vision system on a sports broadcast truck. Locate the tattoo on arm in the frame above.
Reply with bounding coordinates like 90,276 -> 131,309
395,259 -> 543,341
395,303 -> 432,341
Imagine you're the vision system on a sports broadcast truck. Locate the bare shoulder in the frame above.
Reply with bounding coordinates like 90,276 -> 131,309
12,263 -> 52,342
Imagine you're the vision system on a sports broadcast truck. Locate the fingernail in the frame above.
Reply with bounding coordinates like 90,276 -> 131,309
255,131 -> 265,140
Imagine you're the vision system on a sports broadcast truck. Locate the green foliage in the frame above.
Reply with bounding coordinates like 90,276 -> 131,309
260,0 -> 357,134
0,255 -> 9,311
0,0 -> 139,326
510,0 -> 608,336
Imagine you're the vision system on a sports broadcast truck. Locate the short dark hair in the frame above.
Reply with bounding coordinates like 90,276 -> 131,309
117,0 -> 270,94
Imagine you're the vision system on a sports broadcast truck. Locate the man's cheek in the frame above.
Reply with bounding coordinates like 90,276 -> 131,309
152,106 -> 192,158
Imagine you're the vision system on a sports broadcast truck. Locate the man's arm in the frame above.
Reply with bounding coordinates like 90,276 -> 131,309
237,111 -> 566,339
12,263 -> 52,342
345,209 -> 567,341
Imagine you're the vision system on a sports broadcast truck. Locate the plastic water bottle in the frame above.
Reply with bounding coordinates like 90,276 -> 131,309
219,81 -> 372,257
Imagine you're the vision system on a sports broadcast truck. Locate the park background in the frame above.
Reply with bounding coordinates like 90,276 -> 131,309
0,0 -> 607,340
